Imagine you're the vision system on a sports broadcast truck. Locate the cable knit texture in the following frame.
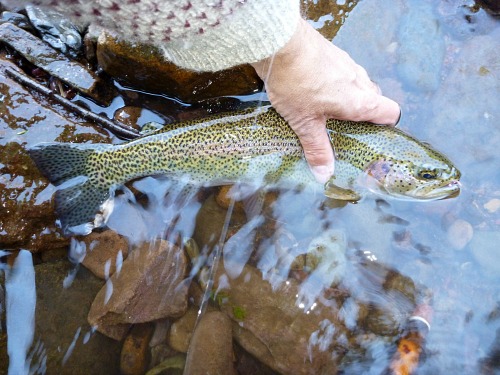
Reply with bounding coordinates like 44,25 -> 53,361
8,0 -> 300,71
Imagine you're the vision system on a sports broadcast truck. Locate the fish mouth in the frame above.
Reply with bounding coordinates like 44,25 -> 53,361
409,180 -> 461,200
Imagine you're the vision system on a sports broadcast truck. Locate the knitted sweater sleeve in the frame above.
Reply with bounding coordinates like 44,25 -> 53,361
10,0 -> 301,72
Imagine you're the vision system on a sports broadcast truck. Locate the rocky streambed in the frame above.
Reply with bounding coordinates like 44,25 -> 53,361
1,1 -> 500,375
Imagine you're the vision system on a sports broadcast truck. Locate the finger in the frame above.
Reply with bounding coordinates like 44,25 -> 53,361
362,94 -> 401,126
291,120 -> 335,184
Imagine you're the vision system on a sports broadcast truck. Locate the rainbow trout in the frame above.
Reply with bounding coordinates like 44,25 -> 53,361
29,105 -> 460,235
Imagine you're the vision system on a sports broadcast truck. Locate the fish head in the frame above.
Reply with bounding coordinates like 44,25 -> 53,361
364,153 -> 461,201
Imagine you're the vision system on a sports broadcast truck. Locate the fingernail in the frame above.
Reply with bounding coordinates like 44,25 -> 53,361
394,106 -> 402,126
310,164 -> 334,184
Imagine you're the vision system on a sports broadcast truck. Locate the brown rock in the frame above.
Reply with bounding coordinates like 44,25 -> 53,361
80,230 -> 129,279
301,0 -> 359,40
184,311 -> 236,375
120,324 -> 155,375
193,194 -> 247,252
88,240 -> 189,340
169,306 -> 199,353
113,106 -> 143,131
213,262 -> 345,375
476,0 -> 500,16
215,185 -> 246,214
96,32 -> 261,103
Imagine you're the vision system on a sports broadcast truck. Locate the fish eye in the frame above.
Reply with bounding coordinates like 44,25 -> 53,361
418,170 -> 437,180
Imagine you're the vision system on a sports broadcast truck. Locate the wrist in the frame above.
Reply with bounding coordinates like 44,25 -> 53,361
251,18 -> 308,79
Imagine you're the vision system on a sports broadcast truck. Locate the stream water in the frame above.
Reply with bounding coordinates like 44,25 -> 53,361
1,0 -> 499,374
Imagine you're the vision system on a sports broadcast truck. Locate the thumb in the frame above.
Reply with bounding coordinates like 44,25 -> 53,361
290,119 -> 335,184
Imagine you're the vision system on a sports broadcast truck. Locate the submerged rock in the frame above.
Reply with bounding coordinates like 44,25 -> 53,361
213,262 -> 346,375
88,240 -> 189,340
31,260 -> 121,374
168,306 -> 198,353
79,230 -> 129,280
95,32 -> 261,103
183,311 -> 236,375
120,323 -> 155,375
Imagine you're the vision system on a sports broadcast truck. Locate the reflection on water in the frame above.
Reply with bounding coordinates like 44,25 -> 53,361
1,0 -> 499,373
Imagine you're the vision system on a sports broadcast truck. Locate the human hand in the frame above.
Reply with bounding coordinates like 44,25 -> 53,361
251,19 -> 400,184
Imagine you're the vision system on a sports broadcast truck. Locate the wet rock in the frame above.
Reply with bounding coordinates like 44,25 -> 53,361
168,306 -> 198,353
79,230 -> 129,280
471,231 -> 500,273
26,5 -> 82,55
193,194 -> 247,252
301,0 -> 359,40
95,32 -> 261,103
113,106 -> 144,131
476,0 -> 500,16
0,11 -> 33,31
88,240 -> 189,340
213,262 -> 346,374
146,355 -> 185,375
0,23 -> 112,103
120,323 -> 155,375
0,57 -> 111,251
183,311 -> 236,375
446,219 -> 474,250
215,185 -> 246,215
150,320 -> 171,348
33,260 -> 121,374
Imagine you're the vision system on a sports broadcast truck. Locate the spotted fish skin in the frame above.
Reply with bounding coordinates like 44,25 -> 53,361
29,105 -> 460,235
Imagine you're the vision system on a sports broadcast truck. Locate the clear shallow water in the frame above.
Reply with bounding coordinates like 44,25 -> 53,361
1,0 -> 500,374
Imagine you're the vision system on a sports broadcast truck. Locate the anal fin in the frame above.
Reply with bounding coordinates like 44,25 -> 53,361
324,178 -> 361,201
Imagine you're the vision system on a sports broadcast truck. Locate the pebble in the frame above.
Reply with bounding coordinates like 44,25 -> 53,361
484,198 -> 500,214
447,219 -> 474,250
120,324 -> 155,375
169,306 -> 198,353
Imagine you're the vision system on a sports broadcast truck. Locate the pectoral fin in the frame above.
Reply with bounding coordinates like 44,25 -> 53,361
324,178 -> 361,201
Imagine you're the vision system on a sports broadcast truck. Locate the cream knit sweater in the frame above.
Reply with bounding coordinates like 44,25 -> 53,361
9,0 -> 301,72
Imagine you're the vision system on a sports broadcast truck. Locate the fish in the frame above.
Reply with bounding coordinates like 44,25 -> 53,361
28,105 -> 461,235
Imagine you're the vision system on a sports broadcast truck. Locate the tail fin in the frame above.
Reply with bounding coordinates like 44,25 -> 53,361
29,143 -> 112,236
